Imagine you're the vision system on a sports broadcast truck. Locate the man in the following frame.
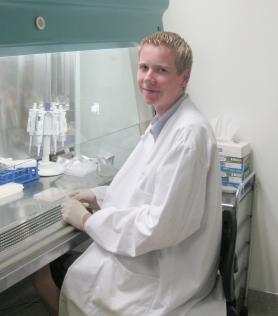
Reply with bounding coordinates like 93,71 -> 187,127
35,32 -> 225,316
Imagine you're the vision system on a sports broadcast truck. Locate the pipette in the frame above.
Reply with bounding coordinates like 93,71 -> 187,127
27,102 -> 37,152
52,102 -> 60,154
59,104 -> 67,147
35,105 -> 44,156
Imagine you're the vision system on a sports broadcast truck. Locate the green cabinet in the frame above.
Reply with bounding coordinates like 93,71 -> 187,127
0,0 -> 169,56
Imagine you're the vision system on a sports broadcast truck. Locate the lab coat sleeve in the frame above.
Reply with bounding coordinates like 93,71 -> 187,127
85,129 -> 211,257
92,185 -> 108,208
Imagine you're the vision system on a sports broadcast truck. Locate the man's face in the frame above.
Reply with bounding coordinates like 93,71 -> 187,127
137,44 -> 189,116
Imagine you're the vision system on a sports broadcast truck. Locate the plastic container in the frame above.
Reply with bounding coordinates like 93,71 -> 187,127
0,165 -> 39,185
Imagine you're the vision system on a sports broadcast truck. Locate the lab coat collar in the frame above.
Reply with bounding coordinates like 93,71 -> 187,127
150,93 -> 188,141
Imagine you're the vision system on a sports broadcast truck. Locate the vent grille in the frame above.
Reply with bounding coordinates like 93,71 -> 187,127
0,205 -> 62,252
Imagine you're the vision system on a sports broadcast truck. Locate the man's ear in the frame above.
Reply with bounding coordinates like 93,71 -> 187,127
181,69 -> 190,87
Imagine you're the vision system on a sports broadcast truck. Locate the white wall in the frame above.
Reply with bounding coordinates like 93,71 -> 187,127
164,0 -> 278,294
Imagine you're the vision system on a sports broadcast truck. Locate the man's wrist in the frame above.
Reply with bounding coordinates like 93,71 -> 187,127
82,212 -> 92,229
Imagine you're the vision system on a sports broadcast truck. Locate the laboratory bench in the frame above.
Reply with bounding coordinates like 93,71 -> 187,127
0,170 -> 114,294
0,123 -> 142,294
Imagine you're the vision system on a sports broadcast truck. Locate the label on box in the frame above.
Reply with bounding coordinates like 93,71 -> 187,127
220,163 -> 249,173
221,169 -> 250,179
219,155 -> 249,164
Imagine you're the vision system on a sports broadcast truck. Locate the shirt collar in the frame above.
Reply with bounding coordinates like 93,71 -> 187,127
150,94 -> 187,141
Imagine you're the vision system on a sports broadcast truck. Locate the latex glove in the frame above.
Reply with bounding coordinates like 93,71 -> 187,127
69,189 -> 100,211
61,198 -> 92,231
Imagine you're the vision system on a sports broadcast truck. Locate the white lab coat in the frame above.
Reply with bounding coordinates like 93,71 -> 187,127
60,97 -> 226,316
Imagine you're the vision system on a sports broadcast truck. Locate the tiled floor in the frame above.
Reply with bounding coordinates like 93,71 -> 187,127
0,276 -> 49,316
0,276 -> 277,316
248,290 -> 278,316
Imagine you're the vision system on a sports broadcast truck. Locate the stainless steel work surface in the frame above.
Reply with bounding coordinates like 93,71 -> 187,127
0,170 -> 113,293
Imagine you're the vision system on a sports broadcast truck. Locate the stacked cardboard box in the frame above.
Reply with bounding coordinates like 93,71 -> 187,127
217,141 -> 251,190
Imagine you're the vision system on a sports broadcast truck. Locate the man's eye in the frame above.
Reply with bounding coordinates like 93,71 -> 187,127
158,68 -> 167,73
140,65 -> 148,71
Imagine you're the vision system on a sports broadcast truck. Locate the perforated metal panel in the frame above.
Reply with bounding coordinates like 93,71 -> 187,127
0,205 -> 62,252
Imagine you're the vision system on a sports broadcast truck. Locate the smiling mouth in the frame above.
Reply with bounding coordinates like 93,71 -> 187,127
142,87 -> 159,93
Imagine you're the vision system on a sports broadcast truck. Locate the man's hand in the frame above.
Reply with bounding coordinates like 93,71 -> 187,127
69,189 -> 100,211
61,198 -> 92,231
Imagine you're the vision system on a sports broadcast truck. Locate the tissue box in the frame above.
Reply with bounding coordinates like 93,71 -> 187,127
221,171 -> 250,188
220,155 -> 250,188
221,168 -> 250,185
221,169 -> 250,180
220,155 -> 250,173
217,141 -> 251,158
218,141 -> 252,189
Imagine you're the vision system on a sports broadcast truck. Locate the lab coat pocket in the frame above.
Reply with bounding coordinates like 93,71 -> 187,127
113,255 -> 159,312
91,252 -> 159,315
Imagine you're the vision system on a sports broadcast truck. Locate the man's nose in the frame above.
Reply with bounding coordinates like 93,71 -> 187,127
144,69 -> 156,84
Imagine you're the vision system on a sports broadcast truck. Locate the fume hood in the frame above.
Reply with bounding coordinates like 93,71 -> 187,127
0,0 -> 169,293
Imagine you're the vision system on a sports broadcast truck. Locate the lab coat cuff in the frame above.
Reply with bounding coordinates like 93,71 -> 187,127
91,185 -> 107,208
83,211 -> 97,234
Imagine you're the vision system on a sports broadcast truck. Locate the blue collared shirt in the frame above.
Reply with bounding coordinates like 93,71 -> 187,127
150,94 -> 187,141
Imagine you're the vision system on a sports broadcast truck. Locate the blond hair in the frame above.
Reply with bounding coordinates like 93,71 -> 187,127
139,32 -> 193,75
